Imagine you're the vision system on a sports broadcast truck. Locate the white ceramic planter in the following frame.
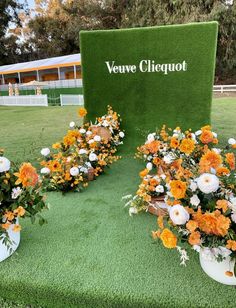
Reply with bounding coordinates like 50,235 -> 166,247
0,220 -> 20,262
200,249 -> 236,285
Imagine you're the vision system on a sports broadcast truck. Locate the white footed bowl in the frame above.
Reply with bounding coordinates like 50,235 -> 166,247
200,249 -> 236,285
0,220 -> 20,262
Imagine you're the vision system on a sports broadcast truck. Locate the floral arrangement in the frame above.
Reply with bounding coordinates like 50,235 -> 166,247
40,106 -> 125,192
0,149 -> 48,248
124,125 -> 236,271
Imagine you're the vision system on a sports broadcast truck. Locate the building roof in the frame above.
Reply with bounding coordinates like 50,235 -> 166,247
0,53 -> 81,75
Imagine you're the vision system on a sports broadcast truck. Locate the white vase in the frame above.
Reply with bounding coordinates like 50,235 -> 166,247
199,249 -> 236,285
0,220 -> 20,262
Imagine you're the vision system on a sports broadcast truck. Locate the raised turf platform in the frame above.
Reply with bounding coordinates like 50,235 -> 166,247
0,99 -> 236,308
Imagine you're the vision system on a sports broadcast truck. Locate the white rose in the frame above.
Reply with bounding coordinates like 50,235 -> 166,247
169,204 -> 190,225
79,149 -> 87,155
147,133 -> 155,143
79,128 -> 86,134
40,167 -> 50,174
0,157 -> 11,172
190,194 -> 200,207
228,138 -> 236,145
146,162 -> 153,170
190,180 -> 197,192
156,185 -> 164,193
70,167 -> 79,176
89,153 -> 98,161
94,135 -> 101,142
69,121 -> 75,128
119,131 -> 125,138
41,148 -> 50,156
197,173 -> 219,194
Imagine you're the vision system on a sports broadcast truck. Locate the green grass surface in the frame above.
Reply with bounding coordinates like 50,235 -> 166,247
81,22 -> 218,151
0,88 -> 83,106
0,98 -> 236,308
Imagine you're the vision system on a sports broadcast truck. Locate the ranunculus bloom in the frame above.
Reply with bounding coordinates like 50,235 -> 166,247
70,167 -> 79,176
197,173 -> 219,194
169,204 -> 190,225
0,156 -> 11,172
170,180 -> 187,199
179,138 -> 195,155
188,231 -> 201,245
199,150 -> 222,173
186,220 -> 198,232
40,148 -> 50,156
160,228 -> 177,249
200,130 -> 214,144
89,152 -> 98,162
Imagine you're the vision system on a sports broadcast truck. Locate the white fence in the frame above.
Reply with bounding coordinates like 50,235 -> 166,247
0,95 -> 48,106
60,94 -> 84,106
213,85 -> 236,93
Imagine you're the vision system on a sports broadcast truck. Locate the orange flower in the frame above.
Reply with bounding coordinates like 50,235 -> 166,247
13,224 -> 21,232
78,107 -> 87,118
201,125 -> 211,131
153,157 -> 161,166
146,140 -> 160,154
186,220 -> 198,232
139,168 -> 149,178
226,240 -> 236,251
200,130 -> 214,144
49,161 -> 62,172
52,142 -> 61,149
157,216 -> 164,229
160,228 -> 177,248
14,206 -> 26,217
179,138 -> 195,155
188,231 -> 201,245
1,223 -> 10,230
170,137 -> 179,149
216,200 -> 228,213
152,230 -> 161,239
216,166 -> 230,176
150,178 -> 158,186
15,163 -> 38,187
4,211 -> 15,221
199,150 -> 222,173
225,153 -> 235,170
170,180 -> 187,199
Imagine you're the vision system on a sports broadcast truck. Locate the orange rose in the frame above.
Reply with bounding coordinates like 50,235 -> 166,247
15,163 -> 38,187
179,138 -> 195,155
226,240 -> 236,251
160,228 -> 177,249
186,220 -> 198,232
170,180 -> 187,199
199,150 -> 222,173
188,231 -> 201,245
200,130 -> 214,144
225,153 -> 235,170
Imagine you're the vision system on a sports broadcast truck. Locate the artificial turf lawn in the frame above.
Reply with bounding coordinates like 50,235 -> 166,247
0,98 -> 236,307
80,22 -> 218,151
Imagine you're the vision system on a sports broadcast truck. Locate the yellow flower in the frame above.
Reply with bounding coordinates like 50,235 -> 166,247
170,180 -> 187,199
13,224 -> 21,232
15,163 -> 39,187
14,206 -> 26,217
179,138 -> 195,155
160,228 -> 177,249
78,107 -> 87,118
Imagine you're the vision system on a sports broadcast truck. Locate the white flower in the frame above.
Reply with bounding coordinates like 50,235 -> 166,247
231,212 -> 236,223
80,167 -> 88,173
88,139 -> 95,144
212,132 -> 217,138
67,157 -> 72,162
79,128 -> 86,134
195,130 -> 202,136
160,174 -> 166,180
86,131 -> 92,136
85,162 -> 92,168
40,167 -> 50,174
69,121 -> 75,128
78,149 -> 87,155
190,180 -> 197,192
129,207 -> 138,216
212,148 -> 221,154
89,153 -> 98,161
119,131 -> 125,138
0,157 -> 11,172
190,194 -> 200,207
70,167 -> 79,176
41,148 -> 50,156
94,135 -> 101,142
11,187 -> 22,199
197,173 -> 219,194
228,138 -> 236,145
147,133 -> 155,143
102,120 -> 109,127
146,162 -> 153,170
193,245 -> 201,253
169,204 -> 190,225
163,153 -> 174,164
156,185 -> 164,193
